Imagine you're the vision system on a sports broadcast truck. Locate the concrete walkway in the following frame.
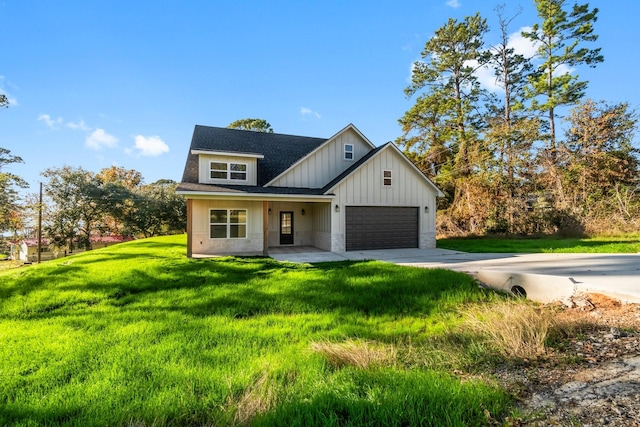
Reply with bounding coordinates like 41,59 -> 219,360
270,248 -> 640,304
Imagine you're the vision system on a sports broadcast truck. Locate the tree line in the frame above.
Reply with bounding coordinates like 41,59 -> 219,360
0,117 -> 267,253
398,0 -> 639,236
1,162 -> 185,252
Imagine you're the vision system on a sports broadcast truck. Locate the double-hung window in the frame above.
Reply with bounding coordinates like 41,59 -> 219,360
383,170 -> 392,186
210,161 -> 247,181
229,163 -> 247,180
344,144 -> 354,160
210,162 -> 228,179
210,209 -> 247,238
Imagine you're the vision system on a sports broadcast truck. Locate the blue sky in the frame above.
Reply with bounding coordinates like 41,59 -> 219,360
2,0 -> 639,193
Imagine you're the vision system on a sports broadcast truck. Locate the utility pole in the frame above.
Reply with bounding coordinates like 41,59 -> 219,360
37,182 -> 42,263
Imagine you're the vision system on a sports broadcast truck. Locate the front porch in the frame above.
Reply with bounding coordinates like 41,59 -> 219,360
186,198 -> 335,257
266,201 -> 332,252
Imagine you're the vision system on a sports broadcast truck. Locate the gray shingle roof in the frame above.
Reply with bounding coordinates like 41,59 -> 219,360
180,125 -> 327,186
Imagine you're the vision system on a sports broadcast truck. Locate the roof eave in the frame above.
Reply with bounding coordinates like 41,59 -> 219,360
176,190 -> 334,202
190,149 -> 265,159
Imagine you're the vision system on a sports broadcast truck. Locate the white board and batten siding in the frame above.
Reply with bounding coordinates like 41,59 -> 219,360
269,127 -> 372,189
329,145 -> 438,251
197,154 -> 258,186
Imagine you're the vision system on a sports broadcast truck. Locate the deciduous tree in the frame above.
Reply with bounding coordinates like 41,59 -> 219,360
0,148 -> 28,234
41,166 -> 104,250
124,180 -> 186,237
561,100 -> 639,230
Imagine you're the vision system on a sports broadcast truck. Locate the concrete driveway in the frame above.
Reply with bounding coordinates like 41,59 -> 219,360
270,247 -> 640,304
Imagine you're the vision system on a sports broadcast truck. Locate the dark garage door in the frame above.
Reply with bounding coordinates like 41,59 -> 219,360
345,206 -> 419,251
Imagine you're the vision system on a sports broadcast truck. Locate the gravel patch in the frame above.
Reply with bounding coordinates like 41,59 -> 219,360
491,293 -> 640,426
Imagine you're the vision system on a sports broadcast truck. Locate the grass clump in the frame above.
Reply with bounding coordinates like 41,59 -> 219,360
310,339 -> 397,369
229,371 -> 278,426
462,300 -> 555,360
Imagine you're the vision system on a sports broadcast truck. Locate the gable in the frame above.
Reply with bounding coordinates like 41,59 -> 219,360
267,124 -> 376,189
325,143 -> 443,202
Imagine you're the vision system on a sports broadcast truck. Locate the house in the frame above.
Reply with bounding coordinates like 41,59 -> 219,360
176,124 -> 443,257
9,238 -> 61,262
90,235 -> 134,249
9,235 -> 133,262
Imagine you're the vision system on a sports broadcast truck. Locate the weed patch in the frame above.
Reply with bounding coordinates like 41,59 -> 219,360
462,300 -> 555,360
310,339 -> 397,369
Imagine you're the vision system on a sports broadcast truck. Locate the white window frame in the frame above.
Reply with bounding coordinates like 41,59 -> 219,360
210,209 -> 247,239
209,161 -> 248,181
229,163 -> 248,181
383,169 -> 392,187
344,144 -> 354,161
210,161 -> 228,180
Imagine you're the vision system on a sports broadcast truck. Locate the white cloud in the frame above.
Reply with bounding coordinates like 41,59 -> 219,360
38,113 -> 64,129
406,59 -> 425,83
446,0 -> 461,8
508,27 -> 539,58
300,107 -> 321,119
507,27 -> 574,77
66,119 -> 91,131
131,135 -> 169,157
86,128 -> 118,150
553,63 -> 575,77
468,60 -> 500,92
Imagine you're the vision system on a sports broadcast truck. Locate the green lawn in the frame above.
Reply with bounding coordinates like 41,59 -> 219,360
0,235 -> 514,426
438,235 -> 640,253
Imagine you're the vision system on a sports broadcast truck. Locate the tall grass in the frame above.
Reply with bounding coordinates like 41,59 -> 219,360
0,235 -> 513,426
310,339 -> 397,369
462,300 -> 555,360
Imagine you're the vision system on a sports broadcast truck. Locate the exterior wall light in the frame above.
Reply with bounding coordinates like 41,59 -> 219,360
424,206 -> 429,213
301,209 -> 306,215
268,208 -> 272,215
335,204 -> 340,212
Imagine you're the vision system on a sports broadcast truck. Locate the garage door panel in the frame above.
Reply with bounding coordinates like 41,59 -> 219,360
345,206 -> 418,251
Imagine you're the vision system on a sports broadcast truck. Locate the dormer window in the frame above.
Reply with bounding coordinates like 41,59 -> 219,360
210,162 -> 228,179
344,144 -> 354,160
229,163 -> 247,180
210,161 -> 247,181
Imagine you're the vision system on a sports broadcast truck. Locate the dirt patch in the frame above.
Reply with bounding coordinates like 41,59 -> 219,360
492,293 -> 640,426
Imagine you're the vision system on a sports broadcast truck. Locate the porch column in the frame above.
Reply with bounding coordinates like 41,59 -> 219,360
263,200 -> 269,256
186,198 -> 193,258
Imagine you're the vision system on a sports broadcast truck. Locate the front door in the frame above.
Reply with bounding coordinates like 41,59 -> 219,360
280,211 -> 294,245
